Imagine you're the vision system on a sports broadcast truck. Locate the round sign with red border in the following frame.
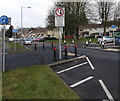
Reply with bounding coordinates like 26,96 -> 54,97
55,8 -> 64,16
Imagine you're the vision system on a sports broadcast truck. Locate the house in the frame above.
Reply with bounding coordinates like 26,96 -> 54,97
26,28 -> 59,39
78,24 -> 118,38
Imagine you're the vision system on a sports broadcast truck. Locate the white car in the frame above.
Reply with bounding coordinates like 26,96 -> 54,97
98,36 -> 114,43
9,38 -> 14,42
23,39 -> 32,45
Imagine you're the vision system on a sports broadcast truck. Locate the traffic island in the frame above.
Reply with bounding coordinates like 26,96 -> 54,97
2,65 -> 80,100
6,42 -> 29,54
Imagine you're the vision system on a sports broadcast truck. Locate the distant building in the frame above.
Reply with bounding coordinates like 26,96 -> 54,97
78,24 -> 118,38
26,28 -> 59,39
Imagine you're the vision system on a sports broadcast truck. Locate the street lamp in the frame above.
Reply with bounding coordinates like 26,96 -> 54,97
21,6 -> 31,45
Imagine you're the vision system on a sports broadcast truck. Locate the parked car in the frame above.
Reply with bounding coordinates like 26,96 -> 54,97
8,38 -> 14,42
115,36 -> 120,45
23,39 -> 32,45
98,36 -> 114,43
34,38 -> 44,42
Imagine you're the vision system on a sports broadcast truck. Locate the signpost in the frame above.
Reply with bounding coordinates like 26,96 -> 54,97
0,15 -> 9,72
55,7 -> 65,60
13,29 -> 18,51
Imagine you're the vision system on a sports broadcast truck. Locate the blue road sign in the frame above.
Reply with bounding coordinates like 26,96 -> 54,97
111,25 -> 117,28
12,29 -> 18,33
0,15 -> 8,24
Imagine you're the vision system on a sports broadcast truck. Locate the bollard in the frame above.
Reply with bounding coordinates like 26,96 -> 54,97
86,40 -> 89,46
64,45 -> 68,59
43,43 -> 45,50
99,41 -> 101,46
89,39 -> 91,43
52,42 -> 53,49
64,40 -> 66,44
72,40 -> 74,44
101,41 -> 104,48
35,43 -> 37,51
74,44 -> 77,57
53,47 -> 57,61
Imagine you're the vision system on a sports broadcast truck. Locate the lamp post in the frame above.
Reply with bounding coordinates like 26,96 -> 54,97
21,6 -> 31,45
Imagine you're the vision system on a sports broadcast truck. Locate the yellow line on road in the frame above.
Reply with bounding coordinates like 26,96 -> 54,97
103,48 -> 120,52
0,53 -> 7,54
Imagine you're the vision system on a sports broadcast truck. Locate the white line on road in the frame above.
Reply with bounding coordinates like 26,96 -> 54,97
86,57 -> 95,70
99,80 -> 115,101
57,62 -> 88,74
25,46 -> 31,50
70,76 -> 94,88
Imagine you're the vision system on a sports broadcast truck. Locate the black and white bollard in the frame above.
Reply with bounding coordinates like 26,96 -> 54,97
35,43 -> 37,51
53,47 -> 57,61
72,40 -> 75,44
86,40 -> 89,46
64,40 -> 66,44
74,44 -> 77,57
89,39 -> 91,43
102,41 -> 105,48
99,41 -> 102,46
64,45 -> 68,59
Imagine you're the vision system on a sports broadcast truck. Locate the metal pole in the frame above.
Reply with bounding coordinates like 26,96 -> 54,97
3,24 -> 5,72
59,27 -> 62,60
14,33 -> 16,51
21,7 -> 23,46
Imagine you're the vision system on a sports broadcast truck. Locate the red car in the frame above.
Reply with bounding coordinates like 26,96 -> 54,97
34,38 -> 44,42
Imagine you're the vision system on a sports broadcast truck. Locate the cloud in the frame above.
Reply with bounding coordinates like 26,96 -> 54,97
0,0 -> 55,28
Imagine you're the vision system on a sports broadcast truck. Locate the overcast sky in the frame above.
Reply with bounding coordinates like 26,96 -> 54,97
0,0 -> 119,29
0,0 -> 56,28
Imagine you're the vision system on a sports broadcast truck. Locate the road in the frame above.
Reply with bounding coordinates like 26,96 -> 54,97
49,43 -> 119,100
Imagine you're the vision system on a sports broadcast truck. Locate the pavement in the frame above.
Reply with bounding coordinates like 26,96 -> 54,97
80,43 -> 120,52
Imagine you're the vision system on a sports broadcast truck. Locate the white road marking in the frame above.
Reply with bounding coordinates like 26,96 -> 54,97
70,76 -> 94,88
86,57 -> 95,70
25,46 -> 31,50
99,80 -> 115,101
57,62 -> 88,74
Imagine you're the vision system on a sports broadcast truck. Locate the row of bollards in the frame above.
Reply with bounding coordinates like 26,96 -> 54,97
34,43 -> 45,51
34,42 -> 78,61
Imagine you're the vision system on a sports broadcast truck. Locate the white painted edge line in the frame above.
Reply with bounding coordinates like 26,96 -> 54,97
70,76 -> 94,88
57,62 -> 88,74
86,57 -> 95,70
25,46 -> 31,50
99,80 -> 115,101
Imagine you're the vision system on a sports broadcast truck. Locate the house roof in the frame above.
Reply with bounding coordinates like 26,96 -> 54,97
32,28 -> 49,33
79,24 -> 103,30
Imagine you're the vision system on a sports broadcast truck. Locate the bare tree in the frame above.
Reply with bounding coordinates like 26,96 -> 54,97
86,1 -> 116,35
46,1 -> 89,39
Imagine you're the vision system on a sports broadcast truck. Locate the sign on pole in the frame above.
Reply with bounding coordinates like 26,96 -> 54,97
55,7 -> 65,60
55,8 -> 65,27
0,16 -> 11,25
0,15 -> 9,72
0,15 -> 8,24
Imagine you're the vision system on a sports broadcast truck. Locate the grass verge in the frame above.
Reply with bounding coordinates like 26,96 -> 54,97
46,38 -> 98,44
6,42 -> 28,54
3,65 -> 80,99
